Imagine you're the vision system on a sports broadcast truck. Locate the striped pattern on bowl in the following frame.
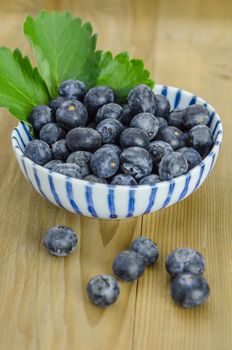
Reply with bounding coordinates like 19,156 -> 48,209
11,84 -> 223,219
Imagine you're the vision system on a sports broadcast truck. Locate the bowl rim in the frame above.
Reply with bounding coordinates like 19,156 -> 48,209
11,84 -> 223,191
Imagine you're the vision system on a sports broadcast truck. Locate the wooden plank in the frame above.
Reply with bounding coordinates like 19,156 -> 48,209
134,1 -> 232,350
0,2 -> 146,349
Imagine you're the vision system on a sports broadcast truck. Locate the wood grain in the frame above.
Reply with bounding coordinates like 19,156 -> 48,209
0,0 -> 231,349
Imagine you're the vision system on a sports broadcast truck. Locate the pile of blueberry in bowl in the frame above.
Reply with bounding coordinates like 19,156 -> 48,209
12,81 -> 223,219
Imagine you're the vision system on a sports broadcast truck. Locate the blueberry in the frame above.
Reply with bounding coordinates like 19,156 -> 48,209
170,273 -> 210,308
148,141 -> 173,164
84,86 -> 115,114
111,174 -> 137,186
87,275 -> 120,308
128,84 -> 156,114
120,127 -> 150,149
39,122 -> 65,146
186,125 -> 213,158
90,147 -> 120,178
24,140 -> 52,165
130,113 -> 159,140
157,117 -> 168,129
120,147 -> 153,179
167,109 -> 184,129
101,144 -> 122,156
56,99 -> 88,130
138,174 -> 161,185
95,103 -> 123,123
84,175 -> 108,184
96,118 -> 124,144
52,139 -> 70,161
112,250 -> 145,282
159,152 -> 188,181
176,147 -> 202,170
166,248 -> 205,277
49,97 -> 67,113
155,126 -> 186,150
130,237 -> 159,266
44,160 -> 63,171
154,94 -> 171,118
66,151 -> 92,177
183,104 -> 210,130
29,105 -> 53,131
66,127 -> 101,152
43,225 -> 78,257
55,163 -> 83,179
58,79 -> 87,100
120,104 -> 134,125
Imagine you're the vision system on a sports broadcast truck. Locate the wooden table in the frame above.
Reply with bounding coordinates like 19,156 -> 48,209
0,1 -> 231,349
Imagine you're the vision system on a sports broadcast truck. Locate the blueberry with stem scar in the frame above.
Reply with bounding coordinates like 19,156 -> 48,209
165,248 -> 205,277
87,275 -> 120,307
120,147 -> 153,179
90,147 -> 120,178
130,237 -> 159,266
43,225 -> 78,257
56,99 -> 88,130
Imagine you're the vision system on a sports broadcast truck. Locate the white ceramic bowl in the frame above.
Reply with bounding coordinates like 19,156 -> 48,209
11,84 -> 223,219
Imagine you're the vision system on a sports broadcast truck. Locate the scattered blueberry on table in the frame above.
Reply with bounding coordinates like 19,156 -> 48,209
170,273 -> 210,308
87,275 -> 120,308
165,248 -> 205,277
24,80 -> 214,184
166,248 -> 209,308
130,237 -> 159,266
43,225 -> 78,257
112,250 -> 145,282
42,226 -> 210,309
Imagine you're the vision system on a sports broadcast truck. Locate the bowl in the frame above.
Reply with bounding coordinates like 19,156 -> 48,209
11,84 -> 223,219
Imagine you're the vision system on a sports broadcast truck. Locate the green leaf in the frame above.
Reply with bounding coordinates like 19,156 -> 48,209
24,10 -> 102,97
0,47 -> 50,121
96,52 -> 155,102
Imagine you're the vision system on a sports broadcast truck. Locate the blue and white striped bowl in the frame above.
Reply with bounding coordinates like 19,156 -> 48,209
11,84 -> 223,219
